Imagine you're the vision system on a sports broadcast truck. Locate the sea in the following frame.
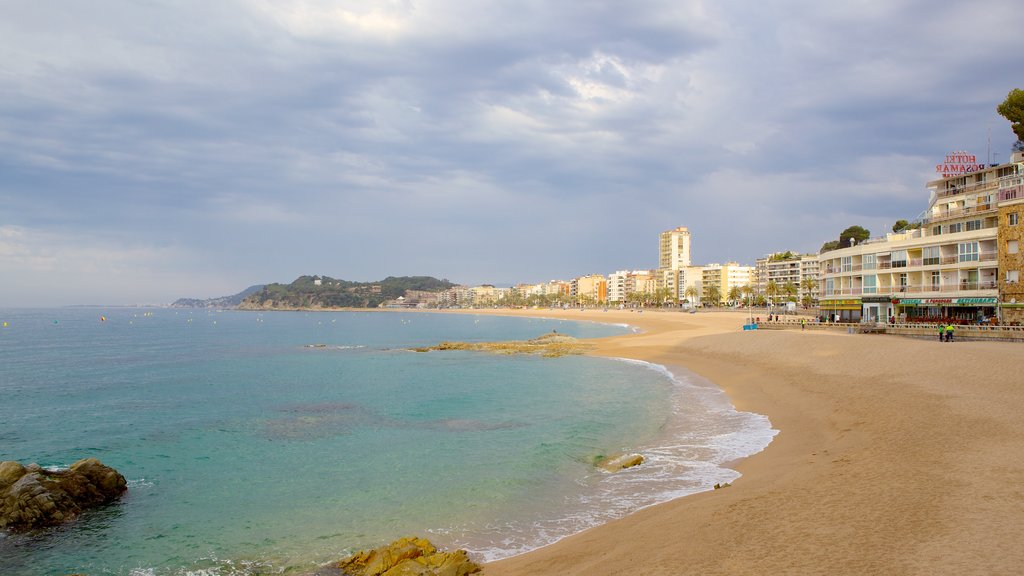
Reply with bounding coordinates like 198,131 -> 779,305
0,308 -> 776,576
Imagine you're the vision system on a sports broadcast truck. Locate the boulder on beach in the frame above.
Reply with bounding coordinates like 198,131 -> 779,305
595,453 -> 645,472
0,458 -> 127,530
335,536 -> 482,576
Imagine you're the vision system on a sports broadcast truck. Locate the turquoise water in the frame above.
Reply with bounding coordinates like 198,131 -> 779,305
0,309 -> 775,575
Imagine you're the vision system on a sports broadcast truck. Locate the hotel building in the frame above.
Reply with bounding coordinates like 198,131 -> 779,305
818,151 -> 1024,323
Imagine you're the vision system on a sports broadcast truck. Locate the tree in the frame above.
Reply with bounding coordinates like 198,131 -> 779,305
783,281 -> 798,302
820,240 -> 840,253
892,219 -> 909,232
654,287 -> 673,307
765,281 -> 779,307
703,285 -> 722,307
728,286 -> 743,305
838,225 -> 870,248
997,88 -> 1024,150
800,277 -> 818,307
684,285 -> 700,307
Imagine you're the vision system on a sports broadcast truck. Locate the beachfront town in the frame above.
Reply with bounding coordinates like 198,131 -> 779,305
380,149 -> 1024,326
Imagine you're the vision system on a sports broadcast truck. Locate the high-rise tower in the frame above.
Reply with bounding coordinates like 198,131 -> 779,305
659,227 -> 692,270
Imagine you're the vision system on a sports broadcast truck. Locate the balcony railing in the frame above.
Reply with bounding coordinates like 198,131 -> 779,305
823,282 -> 997,297
922,204 -> 998,224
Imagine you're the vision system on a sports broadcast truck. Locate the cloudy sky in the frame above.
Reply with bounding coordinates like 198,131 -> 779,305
2,1 -> 1022,306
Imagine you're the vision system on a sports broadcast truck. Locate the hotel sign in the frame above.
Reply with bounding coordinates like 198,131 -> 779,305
936,151 -> 985,177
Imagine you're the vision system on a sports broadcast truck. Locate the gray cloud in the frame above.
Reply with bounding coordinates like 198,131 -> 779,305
1,0 -> 1022,305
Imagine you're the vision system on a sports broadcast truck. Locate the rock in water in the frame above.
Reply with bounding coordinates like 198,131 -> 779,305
0,458 -> 127,530
336,536 -> 482,576
595,453 -> 645,472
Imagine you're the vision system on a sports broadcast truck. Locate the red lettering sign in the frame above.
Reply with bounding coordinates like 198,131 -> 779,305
936,150 -> 984,178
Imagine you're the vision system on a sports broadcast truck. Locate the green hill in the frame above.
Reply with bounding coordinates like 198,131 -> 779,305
239,276 -> 456,309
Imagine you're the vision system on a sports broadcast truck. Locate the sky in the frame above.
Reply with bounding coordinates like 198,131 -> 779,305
2,0 -> 1022,306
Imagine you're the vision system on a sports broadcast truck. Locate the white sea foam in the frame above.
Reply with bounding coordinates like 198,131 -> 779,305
439,358 -> 778,562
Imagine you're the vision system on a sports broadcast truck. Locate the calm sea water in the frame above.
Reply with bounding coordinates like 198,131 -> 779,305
0,309 -> 775,575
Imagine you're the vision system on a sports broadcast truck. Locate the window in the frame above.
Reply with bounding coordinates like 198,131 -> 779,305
863,254 -> 876,270
922,246 -> 940,266
899,273 -> 908,291
891,250 -> 907,268
966,219 -> 983,231
1010,240 -> 1020,255
959,242 -> 979,262
825,278 -> 835,296
948,222 -> 963,233
1009,270 -> 1020,283
931,271 -> 940,290
1011,213 -> 1020,226
932,225 -> 942,236
841,256 -> 852,272
863,275 -> 877,294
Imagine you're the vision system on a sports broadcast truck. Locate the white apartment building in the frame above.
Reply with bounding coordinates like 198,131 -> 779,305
818,151 -> 1024,323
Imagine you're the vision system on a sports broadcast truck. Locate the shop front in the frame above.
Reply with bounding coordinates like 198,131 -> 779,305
861,296 -> 895,324
895,297 -> 998,323
818,298 -> 861,322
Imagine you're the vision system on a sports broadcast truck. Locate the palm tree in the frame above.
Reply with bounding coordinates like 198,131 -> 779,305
800,277 -> 818,308
766,280 -> 779,311
704,285 -> 722,307
727,286 -> 743,306
654,287 -> 673,307
783,281 -> 798,302
684,285 -> 700,307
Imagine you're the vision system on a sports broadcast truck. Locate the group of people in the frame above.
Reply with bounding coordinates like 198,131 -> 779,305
938,323 -> 957,342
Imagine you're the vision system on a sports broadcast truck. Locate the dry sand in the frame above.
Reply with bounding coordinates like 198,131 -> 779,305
462,308 -> 1024,575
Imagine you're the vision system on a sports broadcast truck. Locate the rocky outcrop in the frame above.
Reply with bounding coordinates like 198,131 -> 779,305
335,537 -> 481,576
595,453 -> 645,472
412,333 -> 592,358
0,458 -> 127,530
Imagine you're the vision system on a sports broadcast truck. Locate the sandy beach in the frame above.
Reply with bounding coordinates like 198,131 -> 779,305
467,308 -> 1024,575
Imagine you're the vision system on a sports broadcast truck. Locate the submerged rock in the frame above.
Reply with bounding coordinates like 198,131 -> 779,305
595,453 -> 645,472
0,458 -> 127,530
335,536 -> 482,576
412,332 -> 592,358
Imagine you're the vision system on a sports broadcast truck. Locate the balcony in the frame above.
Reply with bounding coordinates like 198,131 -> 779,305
824,282 -> 997,298
933,179 -> 999,199
922,204 -> 998,224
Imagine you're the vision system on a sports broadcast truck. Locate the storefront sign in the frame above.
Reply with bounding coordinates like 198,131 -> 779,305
935,151 -> 985,177
819,299 -> 861,311
862,296 -> 892,303
956,297 -> 997,305
896,297 -> 996,306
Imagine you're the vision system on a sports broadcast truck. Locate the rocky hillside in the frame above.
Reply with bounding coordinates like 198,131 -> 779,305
171,285 -> 264,309
239,276 -> 456,309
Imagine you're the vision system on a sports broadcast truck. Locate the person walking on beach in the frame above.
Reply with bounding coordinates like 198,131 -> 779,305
801,318 -> 806,331
939,324 -> 945,342
945,323 -> 955,342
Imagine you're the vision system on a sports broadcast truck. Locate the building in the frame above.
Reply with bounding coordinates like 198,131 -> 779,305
678,265 -> 705,306
701,262 -> 753,305
998,160 -> 1024,323
659,227 -> 692,270
571,274 -> 608,305
818,150 -> 1024,323
754,252 -> 820,305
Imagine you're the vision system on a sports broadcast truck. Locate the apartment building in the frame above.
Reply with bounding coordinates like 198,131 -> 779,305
754,252 -> 820,304
818,151 -> 1024,322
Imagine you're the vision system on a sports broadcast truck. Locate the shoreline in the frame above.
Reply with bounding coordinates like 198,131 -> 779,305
431,307 -> 1024,575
